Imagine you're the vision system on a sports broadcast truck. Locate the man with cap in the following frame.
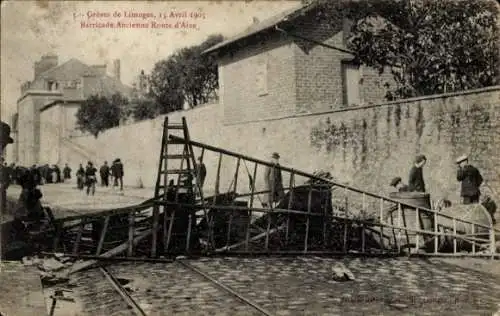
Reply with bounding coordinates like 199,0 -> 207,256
408,154 -> 427,192
456,154 -> 483,204
195,156 -> 207,190
263,152 -> 285,208
390,177 -> 410,192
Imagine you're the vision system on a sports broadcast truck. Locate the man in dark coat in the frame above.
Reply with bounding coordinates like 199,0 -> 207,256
196,156 -> 207,188
112,159 -> 124,191
264,152 -> 285,208
53,164 -> 62,183
100,161 -> 110,187
390,177 -> 410,192
63,164 -> 72,181
85,161 -> 98,196
408,155 -> 427,193
456,155 -> 483,204
76,164 -> 85,190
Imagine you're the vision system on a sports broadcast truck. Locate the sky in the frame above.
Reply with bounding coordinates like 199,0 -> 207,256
0,0 -> 302,121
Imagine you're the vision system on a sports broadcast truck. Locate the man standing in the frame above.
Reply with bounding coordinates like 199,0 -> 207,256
76,164 -> 85,190
100,161 -> 110,187
85,161 -> 98,196
456,155 -> 483,204
196,156 -> 207,189
408,155 -> 427,193
63,164 -> 72,182
264,152 -> 285,208
112,158 -> 124,191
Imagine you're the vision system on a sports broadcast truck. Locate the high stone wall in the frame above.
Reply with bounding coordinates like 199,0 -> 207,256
65,86 -> 500,206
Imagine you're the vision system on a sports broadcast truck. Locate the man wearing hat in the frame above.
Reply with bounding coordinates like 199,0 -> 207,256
408,154 -> 427,192
456,155 -> 483,204
264,152 -> 285,208
390,177 -> 410,192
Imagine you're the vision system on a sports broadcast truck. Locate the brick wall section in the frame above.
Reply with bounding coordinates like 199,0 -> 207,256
66,87 -> 500,208
293,15 -> 395,113
219,33 -> 296,125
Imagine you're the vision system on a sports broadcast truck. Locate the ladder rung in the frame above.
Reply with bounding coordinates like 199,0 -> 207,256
167,140 -> 186,145
167,124 -> 184,130
163,154 -> 187,159
163,169 -> 191,175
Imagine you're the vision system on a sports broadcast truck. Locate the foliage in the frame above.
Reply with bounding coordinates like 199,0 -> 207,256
132,97 -> 158,121
149,34 -> 224,113
312,0 -> 500,99
76,94 -> 123,137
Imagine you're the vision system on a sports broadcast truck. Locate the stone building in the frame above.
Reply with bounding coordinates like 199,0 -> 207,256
204,3 -> 395,125
11,54 -> 133,165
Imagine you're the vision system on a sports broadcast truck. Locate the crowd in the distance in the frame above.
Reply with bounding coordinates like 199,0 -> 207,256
0,158 -> 124,196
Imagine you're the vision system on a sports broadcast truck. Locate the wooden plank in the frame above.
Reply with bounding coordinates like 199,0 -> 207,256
128,211 -> 135,256
72,219 -> 85,255
56,227 -> 159,278
95,216 -> 110,255
151,207 -> 159,257
304,184 -> 312,253
245,163 -> 258,251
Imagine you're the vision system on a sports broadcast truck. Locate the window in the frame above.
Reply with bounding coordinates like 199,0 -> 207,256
342,60 -> 361,106
255,57 -> 268,96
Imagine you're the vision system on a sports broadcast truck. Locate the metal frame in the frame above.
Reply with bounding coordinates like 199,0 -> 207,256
43,117 -> 498,270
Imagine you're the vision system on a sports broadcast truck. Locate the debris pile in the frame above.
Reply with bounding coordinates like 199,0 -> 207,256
22,254 -> 76,285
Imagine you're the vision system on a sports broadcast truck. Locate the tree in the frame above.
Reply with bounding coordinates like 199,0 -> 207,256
132,97 -> 158,121
313,0 -> 499,99
149,34 -> 224,112
76,94 -> 122,137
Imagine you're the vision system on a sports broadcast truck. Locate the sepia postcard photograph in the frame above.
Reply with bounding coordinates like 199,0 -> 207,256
1,0 -> 499,315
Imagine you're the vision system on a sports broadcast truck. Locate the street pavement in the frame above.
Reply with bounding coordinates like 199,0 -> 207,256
4,183 -> 500,315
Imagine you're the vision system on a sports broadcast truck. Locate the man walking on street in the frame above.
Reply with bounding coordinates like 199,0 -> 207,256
85,161 -> 97,196
112,158 -> 124,191
63,164 -> 71,182
100,161 -> 110,187
456,155 -> 483,204
408,155 -> 427,193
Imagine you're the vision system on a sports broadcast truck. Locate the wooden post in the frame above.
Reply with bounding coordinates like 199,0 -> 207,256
151,206 -> 159,257
304,184 -> 312,253
379,198 -> 385,249
96,216 -> 110,255
434,212 -> 438,254
186,211 -> 192,253
128,211 -> 135,257
286,173 -> 295,246
226,158 -> 240,247
165,208 -> 176,253
343,187 -> 348,253
471,224 -> 476,254
245,163 -> 257,251
72,219 -> 86,255
452,218 -> 457,255
322,187 -> 328,247
415,208 -> 420,252
361,193 -> 366,253
397,203 -> 402,254
208,153 -> 223,250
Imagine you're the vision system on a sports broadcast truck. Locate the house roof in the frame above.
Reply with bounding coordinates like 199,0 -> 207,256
31,58 -> 133,98
203,2 -> 319,55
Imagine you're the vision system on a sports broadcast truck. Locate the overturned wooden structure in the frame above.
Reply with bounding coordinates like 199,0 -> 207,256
26,117 -> 499,266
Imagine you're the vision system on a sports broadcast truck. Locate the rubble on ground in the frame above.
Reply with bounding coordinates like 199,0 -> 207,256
22,254 -> 75,285
331,262 -> 355,282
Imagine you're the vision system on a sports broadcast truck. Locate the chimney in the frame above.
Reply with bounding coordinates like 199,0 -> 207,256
113,59 -> 121,82
90,64 -> 107,76
34,54 -> 58,79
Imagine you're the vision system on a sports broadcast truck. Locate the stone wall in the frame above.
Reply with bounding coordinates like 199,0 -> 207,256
64,86 -> 499,205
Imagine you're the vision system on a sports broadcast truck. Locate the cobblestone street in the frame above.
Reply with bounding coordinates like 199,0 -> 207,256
61,257 -> 500,316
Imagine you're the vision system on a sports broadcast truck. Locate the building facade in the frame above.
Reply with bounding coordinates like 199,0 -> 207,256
205,4 -> 395,125
13,54 -> 132,166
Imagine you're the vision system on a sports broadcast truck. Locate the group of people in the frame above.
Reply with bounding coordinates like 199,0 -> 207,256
390,154 -> 484,205
75,159 -> 124,196
0,163 -> 73,187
